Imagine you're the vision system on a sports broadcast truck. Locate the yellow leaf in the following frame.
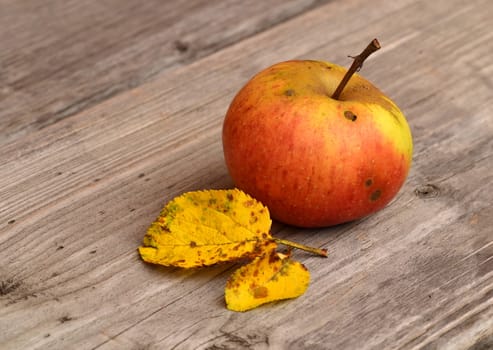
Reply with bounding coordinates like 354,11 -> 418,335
225,251 -> 310,312
138,189 -> 276,268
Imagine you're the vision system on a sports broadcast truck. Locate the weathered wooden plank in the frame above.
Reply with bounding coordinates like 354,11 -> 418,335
1,0 -> 492,349
0,0 -> 422,238
0,0 -> 331,145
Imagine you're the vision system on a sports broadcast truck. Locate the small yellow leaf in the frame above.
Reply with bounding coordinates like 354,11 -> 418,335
139,189 -> 276,268
225,251 -> 310,312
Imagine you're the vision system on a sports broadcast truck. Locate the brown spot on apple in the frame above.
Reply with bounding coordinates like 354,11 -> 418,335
365,179 -> 373,187
284,89 -> 295,96
344,110 -> 357,121
370,189 -> 382,201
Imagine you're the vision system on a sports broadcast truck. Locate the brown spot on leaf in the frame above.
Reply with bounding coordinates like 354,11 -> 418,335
190,241 -> 197,248
253,286 -> 268,299
243,200 -> 254,207
249,215 -> 258,224
269,252 -> 280,264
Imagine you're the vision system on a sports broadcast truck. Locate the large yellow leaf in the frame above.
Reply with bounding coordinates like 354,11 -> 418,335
139,189 -> 276,268
225,251 -> 310,312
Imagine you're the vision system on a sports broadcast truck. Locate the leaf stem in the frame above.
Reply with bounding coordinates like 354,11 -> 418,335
274,238 -> 328,257
331,38 -> 381,100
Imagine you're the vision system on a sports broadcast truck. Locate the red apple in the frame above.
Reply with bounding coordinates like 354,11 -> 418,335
222,40 -> 413,227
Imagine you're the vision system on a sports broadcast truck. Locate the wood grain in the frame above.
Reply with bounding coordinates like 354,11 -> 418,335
0,0 -> 330,145
1,0 -> 492,349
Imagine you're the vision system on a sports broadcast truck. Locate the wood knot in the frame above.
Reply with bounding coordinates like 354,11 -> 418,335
0,278 -> 22,296
414,184 -> 440,199
174,40 -> 189,53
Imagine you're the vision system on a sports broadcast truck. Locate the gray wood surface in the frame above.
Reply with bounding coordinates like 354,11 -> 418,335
0,0 -> 327,145
1,0 -> 492,349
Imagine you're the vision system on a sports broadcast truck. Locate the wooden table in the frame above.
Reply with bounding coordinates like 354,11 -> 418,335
1,0 -> 492,349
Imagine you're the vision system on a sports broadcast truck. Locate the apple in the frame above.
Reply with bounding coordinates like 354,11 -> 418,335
222,39 -> 413,227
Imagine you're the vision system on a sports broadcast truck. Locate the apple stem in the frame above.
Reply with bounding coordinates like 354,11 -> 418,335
331,38 -> 381,100
274,238 -> 328,257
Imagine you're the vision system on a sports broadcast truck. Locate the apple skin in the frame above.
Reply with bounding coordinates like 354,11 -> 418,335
222,60 -> 413,228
